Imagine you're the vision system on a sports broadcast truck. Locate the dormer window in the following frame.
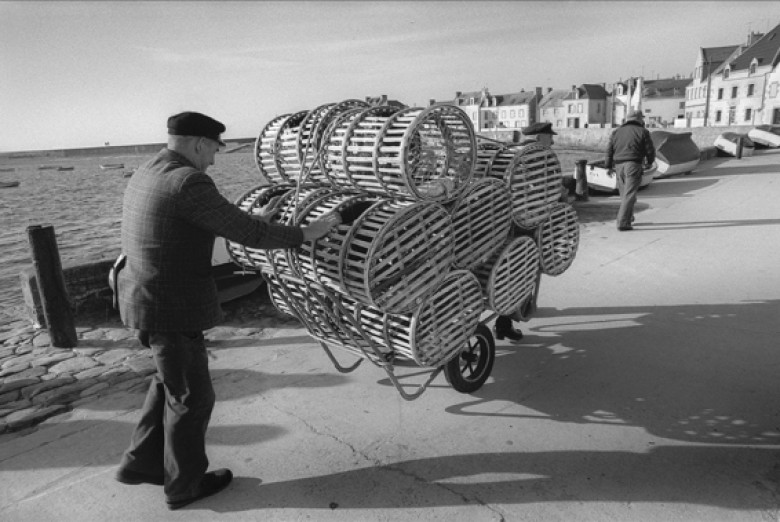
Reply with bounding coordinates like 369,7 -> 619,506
750,59 -> 758,75
469,97 -> 475,105
724,68 -> 730,79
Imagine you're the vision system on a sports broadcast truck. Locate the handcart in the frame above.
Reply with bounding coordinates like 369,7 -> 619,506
264,269 -> 504,401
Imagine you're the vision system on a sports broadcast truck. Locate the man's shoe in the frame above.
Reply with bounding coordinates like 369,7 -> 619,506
618,226 -> 633,231
495,326 -> 523,341
115,468 -> 165,486
166,468 -> 233,510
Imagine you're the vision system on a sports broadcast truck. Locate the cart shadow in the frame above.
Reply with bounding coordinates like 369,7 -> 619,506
208,444 -> 780,513
444,300 -> 780,446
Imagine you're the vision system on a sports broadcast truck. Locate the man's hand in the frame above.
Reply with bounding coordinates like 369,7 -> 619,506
302,210 -> 342,241
252,195 -> 283,223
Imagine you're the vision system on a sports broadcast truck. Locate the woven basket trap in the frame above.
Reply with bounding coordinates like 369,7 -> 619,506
536,202 -> 579,276
340,199 -> 454,314
291,190 -> 381,289
225,184 -> 294,271
323,105 -> 404,193
447,177 -> 512,270
473,235 -> 540,315
254,111 -> 307,185
486,143 -> 562,229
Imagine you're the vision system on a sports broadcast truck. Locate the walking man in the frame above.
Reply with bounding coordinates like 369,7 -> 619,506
605,110 -> 655,231
114,111 -> 340,510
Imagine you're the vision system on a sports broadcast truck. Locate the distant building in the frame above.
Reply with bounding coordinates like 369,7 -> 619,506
684,45 -> 740,127
707,23 -> 780,126
561,84 -> 609,128
447,87 -> 543,132
538,89 -> 570,129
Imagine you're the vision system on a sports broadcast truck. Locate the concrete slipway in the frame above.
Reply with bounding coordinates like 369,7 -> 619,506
1,150 -> 779,522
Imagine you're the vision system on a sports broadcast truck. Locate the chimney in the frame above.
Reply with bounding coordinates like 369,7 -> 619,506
455,91 -> 462,98
535,86 -> 542,98
429,99 -> 436,106
547,87 -> 552,93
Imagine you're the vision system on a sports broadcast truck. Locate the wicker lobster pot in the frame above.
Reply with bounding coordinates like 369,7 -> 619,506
295,100 -> 370,185
536,202 -> 580,276
288,190 -> 381,288
225,183 -> 294,271
253,111 -> 308,185
324,105 -> 404,192
323,105 -> 476,201
447,177 -> 512,270
381,269 -> 484,367
472,235 -> 540,315
485,143 -> 563,229
341,198 -> 454,314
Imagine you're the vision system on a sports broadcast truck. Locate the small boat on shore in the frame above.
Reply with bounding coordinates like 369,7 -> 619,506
38,165 -> 58,170
573,159 -> 656,194
651,131 -> 701,178
0,180 -> 20,188
100,163 -> 125,170
57,166 -> 75,171
714,132 -> 755,157
748,125 -> 780,148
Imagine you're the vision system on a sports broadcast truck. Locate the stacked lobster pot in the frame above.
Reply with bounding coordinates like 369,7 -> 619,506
226,98 -> 579,369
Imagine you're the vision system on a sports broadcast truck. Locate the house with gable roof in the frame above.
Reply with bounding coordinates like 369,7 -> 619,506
538,89 -> 570,129
449,87 -> 543,132
561,84 -> 609,128
684,45 -> 741,127
706,24 -> 780,126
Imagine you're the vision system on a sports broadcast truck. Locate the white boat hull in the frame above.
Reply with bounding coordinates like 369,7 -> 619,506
654,158 -> 700,178
714,135 -> 755,157
747,128 -> 780,148
575,163 -> 656,193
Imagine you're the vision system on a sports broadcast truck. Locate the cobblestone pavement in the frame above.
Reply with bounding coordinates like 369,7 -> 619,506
0,290 -> 297,434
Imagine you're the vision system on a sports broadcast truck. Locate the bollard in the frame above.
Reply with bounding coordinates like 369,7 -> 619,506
26,225 -> 78,347
574,159 -> 589,201
735,136 -> 744,159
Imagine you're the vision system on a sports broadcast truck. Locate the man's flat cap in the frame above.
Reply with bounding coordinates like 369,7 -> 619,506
167,112 -> 226,146
522,122 -> 557,135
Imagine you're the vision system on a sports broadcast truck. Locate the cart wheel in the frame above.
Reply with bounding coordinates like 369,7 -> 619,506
444,324 -> 495,393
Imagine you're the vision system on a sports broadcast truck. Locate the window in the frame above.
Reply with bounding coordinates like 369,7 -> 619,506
510,110 -> 515,118
679,102 -> 685,109
469,97 -> 474,105
596,102 -> 601,112
724,68 -> 729,79
577,103 -> 583,113
717,88 -> 723,100
731,86 -> 738,98
748,84 -> 754,96
556,120 -> 562,127
750,63 -> 757,75
501,111 -> 506,119
745,108 -> 752,121
771,83 -> 779,98
568,105 -> 573,114
715,110 -> 722,122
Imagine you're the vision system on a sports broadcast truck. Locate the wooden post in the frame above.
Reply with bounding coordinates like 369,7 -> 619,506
575,159 -> 589,201
26,225 -> 78,347
735,136 -> 744,159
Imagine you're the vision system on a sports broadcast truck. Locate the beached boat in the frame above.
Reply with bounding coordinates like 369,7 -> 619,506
574,159 -> 656,194
0,180 -> 20,188
100,163 -> 125,170
714,132 -> 755,157
57,166 -> 75,171
650,131 -> 701,178
212,238 -> 263,303
747,125 -> 780,148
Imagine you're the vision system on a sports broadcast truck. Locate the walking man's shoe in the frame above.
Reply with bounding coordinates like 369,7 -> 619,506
495,325 -> 524,341
115,468 -> 165,486
618,226 -> 633,231
166,468 -> 233,510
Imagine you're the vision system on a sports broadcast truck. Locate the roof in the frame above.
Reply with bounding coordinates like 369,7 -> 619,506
564,84 -> 608,101
451,88 -> 537,107
702,45 -> 740,64
730,21 -> 780,71
539,90 -> 569,109
642,78 -> 692,98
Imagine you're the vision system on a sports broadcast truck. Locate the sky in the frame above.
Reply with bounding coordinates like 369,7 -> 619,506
1,1 -> 778,152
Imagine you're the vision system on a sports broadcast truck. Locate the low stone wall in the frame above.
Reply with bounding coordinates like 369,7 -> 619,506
481,125 -> 757,151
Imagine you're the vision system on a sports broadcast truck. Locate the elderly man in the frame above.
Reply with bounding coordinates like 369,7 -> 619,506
605,110 -> 656,231
114,111 -> 340,510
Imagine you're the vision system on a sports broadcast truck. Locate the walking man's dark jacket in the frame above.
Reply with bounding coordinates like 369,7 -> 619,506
605,120 -> 656,168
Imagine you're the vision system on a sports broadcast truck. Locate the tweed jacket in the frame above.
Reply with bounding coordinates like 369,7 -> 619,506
119,148 -> 304,332
604,120 -> 656,169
